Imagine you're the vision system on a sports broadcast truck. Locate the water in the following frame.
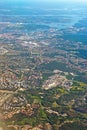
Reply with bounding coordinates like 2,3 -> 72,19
0,1 -> 87,30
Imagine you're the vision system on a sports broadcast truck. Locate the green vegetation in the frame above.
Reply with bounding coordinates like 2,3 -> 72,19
59,122 -> 87,130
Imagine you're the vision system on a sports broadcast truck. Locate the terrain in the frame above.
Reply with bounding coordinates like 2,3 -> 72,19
0,1 -> 87,130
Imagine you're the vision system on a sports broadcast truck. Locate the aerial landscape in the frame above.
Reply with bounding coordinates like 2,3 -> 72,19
0,0 -> 87,129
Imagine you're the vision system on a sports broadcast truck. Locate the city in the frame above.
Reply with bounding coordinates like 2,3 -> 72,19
0,0 -> 87,130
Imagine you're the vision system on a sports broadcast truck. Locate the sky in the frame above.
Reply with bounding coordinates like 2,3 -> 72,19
1,0 -> 87,2
29,0 -> 87,2
1,0 -> 87,7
